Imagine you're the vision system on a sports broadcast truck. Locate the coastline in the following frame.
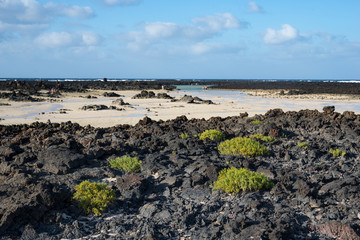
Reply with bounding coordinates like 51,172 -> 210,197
1,87 -> 360,127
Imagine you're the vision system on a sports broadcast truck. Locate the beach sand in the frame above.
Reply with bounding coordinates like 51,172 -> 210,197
1,89 -> 360,128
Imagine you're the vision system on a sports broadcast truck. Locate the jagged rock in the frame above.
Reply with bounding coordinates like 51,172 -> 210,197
80,105 -> 108,111
111,98 -> 130,106
179,95 -> 213,104
132,90 -> 156,99
323,105 -> 335,114
0,108 -> 360,239
103,92 -> 121,97
37,146 -> 86,174
116,174 -> 148,200
156,92 -> 173,99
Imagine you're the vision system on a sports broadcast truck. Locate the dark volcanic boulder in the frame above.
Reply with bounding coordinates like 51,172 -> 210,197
80,105 -> 108,111
112,98 -> 130,106
132,90 -> 173,99
179,95 -> 213,104
156,93 -> 173,99
37,146 -> 86,174
323,105 -> 335,114
0,181 -> 69,235
103,92 -> 121,97
117,174 -> 148,200
132,90 -> 156,99
180,95 -> 195,103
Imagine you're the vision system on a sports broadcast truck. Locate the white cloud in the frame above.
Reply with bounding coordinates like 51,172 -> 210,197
122,13 -> 245,52
103,0 -> 142,6
35,31 -> 101,48
192,13 -> 242,31
0,0 -> 94,42
264,24 -> 298,44
60,5 -> 94,19
248,1 -> 264,13
35,32 -> 73,48
144,22 -> 178,38
0,0 -> 94,24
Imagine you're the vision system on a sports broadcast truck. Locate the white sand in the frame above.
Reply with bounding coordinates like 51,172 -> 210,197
1,89 -> 360,128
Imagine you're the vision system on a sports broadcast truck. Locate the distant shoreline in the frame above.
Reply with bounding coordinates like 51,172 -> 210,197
1,79 -> 360,96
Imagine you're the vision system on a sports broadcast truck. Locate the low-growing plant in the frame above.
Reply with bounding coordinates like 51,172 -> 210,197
329,148 -> 346,157
212,167 -> 274,194
180,133 -> 190,139
199,129 -> 225,141
297,142 -> 308,149
73,180 -> 116,216
250,133 -> 276,142
109,156 -> 142,173
218,137 -> 270,157
251,120 -> 264,125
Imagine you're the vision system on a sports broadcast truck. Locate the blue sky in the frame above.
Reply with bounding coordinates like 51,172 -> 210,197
0,0 -> 359,79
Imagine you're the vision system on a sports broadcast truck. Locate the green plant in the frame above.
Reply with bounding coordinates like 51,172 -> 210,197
212,167 -> 274,194
180,133 -> 190,139
329,148 -> 346,157
218,137 -> 270,157
73,180 -> 116,216
297,142 -> 308,149
251,120 -> 264,125
250,133 -> 276,142
109,156 -> 142,173
199,129 -> 225,141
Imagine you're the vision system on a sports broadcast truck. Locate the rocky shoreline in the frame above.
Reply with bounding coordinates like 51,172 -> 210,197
1,106 -> 360,239
1,80 -> 360,102
207,80 -> 360,95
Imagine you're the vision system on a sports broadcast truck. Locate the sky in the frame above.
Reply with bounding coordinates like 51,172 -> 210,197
0,0 -> 359,79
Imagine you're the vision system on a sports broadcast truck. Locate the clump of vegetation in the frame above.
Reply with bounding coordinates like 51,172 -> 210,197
218,137 -> 270,157
212,167 -> 274,194
250,133 -> 276,142
297,142 -> 308,149
251,120 -> 265,125
329,148 -> 346,157
109,156 -> 142,173
199,129 -> 225,141
73,180 -> 116,216
180,133 -> 190,139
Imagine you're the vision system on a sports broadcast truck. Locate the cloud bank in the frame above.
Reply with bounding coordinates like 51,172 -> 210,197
35,31 -> 102,48
122,13 -> 246,54
0,0 -> 94,24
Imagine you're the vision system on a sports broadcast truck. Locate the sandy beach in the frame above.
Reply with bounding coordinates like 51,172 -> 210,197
1,88 -> 360,127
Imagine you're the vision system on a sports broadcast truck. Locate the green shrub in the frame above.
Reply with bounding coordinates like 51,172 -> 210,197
329,148 -> 346,157
212,167 -> 274,194
251,120 -> 264,125
218,137 -> 270,157
199,129 -> 225,141
297,142 -> 308,149
250,133 -> 276,142
180,133 -> 190,139
73,180 -> 116,216
109,156 -> 142,173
